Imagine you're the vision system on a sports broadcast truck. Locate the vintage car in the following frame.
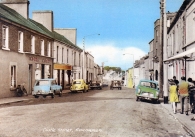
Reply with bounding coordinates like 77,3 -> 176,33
32,79 -> 62,98
110,80 -> 122,90
70,79 -> 89,93
89,81 -> 102,90
136,79 -> 159,103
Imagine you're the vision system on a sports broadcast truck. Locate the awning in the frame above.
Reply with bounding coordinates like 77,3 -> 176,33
164,47 -> 195,62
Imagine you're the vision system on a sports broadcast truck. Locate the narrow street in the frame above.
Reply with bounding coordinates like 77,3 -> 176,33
0,87 -> 190,137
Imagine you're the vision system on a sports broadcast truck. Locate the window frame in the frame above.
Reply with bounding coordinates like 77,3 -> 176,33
2,25 -> 9,50
31,35 -> 35,54
18,31 -> 24,52
41,39 -> 44,56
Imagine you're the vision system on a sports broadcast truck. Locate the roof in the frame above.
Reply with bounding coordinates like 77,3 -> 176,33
0,4 -> 82,51
0,3 -> 53,38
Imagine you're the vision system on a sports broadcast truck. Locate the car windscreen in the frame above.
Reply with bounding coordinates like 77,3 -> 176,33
36,80 -> 50,86
140,82 -> 157,89
73,81 -> 81,84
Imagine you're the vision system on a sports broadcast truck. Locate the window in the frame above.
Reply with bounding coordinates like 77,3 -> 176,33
11,65 -> 16,88
79,53 -> 81,67
31,35 -> 35,54
74,52 -> 76,66
67,49 -> 69,63
62,48 -> 64,63
41,40 -> 44,56
56,46 -> 59,62
18,31 -> 23,52
2,25 -> 9,50
47,42 -> 51,57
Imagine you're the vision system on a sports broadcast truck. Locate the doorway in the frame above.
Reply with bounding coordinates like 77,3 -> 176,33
28,64 -> 32,94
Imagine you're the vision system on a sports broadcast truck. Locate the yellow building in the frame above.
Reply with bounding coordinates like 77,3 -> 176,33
127,68 -> 134,88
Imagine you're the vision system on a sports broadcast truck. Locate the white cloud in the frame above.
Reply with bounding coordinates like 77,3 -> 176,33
86,43 -> 147,70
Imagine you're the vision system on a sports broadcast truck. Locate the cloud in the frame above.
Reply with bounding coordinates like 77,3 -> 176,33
86,43 -> 147,70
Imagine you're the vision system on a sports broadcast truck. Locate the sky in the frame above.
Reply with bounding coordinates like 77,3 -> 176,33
29,0 -> 184,70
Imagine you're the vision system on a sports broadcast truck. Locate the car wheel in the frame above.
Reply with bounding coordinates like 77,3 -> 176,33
59,90 -> 62,97
83,88 -> 86,93
51,93 -> 54,98
34,95 -> 39,98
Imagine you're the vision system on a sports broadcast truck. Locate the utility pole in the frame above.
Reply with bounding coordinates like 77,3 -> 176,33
160,0 -> 166,103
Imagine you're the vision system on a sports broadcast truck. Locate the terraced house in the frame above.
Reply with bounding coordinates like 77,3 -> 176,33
0,0 -> 85,98
0,1 -> 54,98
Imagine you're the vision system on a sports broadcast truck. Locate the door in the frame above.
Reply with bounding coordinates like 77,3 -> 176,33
28,64 -> 32,94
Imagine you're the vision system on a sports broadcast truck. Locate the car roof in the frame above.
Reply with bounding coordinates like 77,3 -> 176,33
36,79 -> 55,81
139,79 -> 158,84
73,79 -> 84,81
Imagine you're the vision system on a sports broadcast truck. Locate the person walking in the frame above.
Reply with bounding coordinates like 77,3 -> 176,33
169,79 -> 179,114
178,76 -> 189,115
188,78 -> 195,114
173,76 -> 179,85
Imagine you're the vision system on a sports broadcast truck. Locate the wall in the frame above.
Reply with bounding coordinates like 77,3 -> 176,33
54,28 -> 77,45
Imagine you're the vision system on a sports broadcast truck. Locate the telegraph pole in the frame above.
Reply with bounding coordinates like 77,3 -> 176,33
160,0 -> 167,103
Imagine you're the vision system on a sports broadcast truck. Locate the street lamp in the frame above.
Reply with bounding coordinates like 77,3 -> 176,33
82,33 -> 100,80
123,53 -> 135,88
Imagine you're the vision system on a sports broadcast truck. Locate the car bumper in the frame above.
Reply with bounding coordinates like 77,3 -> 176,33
32,91 -> 53,95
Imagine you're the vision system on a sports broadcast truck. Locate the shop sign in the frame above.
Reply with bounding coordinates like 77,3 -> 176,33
29,56 -> 51,63
54,64 -> 72,70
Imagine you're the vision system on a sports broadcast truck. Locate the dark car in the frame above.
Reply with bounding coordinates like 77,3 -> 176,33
110,80 -> 122,90
89,81 -> 102,90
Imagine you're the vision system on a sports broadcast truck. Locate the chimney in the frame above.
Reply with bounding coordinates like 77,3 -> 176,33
32,10 -> 54,32
0,0 -> 30,19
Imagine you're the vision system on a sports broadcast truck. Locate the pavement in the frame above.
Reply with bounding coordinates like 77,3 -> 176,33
161,101 -> 195,137
0,90 -> 195,136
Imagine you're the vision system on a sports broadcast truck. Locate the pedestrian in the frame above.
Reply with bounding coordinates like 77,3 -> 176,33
173,76 -> 179,85
169,79 -> 179,114
173,76 -> 179,108
178,76 -> 189,115
188,78 -> 195,114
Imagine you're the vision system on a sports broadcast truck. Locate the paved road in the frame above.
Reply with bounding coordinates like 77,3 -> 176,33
0,87 -> 190,137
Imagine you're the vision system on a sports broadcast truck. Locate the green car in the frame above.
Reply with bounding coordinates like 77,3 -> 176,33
135,79 -> 160,103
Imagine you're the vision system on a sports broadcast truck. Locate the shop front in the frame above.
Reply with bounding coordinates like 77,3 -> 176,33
27,55 -> 53,94
53,64 -> 72,89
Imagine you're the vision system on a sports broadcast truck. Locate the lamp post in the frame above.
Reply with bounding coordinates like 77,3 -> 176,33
82,33 -> 100,80
123,53 -> 135,88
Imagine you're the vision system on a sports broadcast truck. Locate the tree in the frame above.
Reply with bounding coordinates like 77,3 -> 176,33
104,66 -> 122,73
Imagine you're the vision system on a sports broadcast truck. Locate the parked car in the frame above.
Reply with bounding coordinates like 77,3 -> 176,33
89,81 -> 102,90
135,79 -> 159,103
32,79 -> 62,98
110,80 -> 122,90
70,79 -> 89,93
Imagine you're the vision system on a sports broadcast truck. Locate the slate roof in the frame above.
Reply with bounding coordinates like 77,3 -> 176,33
0,3 -> 82,51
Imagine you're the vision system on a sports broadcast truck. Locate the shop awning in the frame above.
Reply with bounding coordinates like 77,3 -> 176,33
164,47 -> 195,62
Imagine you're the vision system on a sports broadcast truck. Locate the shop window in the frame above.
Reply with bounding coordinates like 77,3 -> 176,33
18,31 -> 23,52
11,65 -> 16,88
2,25 -> 9,50
31,35 -> 35,54
41,40 -> 44,56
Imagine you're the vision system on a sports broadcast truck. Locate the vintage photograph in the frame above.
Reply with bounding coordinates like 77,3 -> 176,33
0,0 -> 195,136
